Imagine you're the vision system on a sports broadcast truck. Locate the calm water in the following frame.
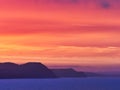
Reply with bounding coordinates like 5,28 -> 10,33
0,78 -> 120,90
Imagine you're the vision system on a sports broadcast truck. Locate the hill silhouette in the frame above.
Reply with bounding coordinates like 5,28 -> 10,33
51,68 -> 87,78
0,62 -> 56,79
0,62 -> 101,79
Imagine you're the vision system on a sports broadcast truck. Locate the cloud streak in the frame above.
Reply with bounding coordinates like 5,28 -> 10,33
0,0 -> 120,8
0,0 -> 120,68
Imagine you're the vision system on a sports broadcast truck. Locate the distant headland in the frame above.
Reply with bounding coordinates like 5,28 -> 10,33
0,62 -> 101,79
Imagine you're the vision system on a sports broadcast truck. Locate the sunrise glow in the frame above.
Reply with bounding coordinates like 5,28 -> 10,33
0,0 -> 120,72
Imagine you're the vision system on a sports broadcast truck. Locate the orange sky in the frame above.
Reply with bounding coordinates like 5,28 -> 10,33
0,0 -> 120,72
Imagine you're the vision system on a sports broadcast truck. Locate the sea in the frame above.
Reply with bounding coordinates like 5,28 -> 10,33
0,78 -> 120,90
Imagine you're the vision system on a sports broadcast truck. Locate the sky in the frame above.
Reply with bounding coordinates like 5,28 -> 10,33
0,0 -> 120,72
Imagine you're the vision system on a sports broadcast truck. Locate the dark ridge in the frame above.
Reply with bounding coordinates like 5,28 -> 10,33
51,68 -> 87,78
0,62 -> 56,79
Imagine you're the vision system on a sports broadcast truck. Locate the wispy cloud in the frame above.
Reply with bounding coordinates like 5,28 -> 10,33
0,0 -> 120,67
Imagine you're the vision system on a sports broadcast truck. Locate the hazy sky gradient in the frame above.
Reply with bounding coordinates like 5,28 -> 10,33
0,0 -> 120,72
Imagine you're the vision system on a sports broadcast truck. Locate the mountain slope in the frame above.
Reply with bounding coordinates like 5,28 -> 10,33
0,62 -> 56,79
